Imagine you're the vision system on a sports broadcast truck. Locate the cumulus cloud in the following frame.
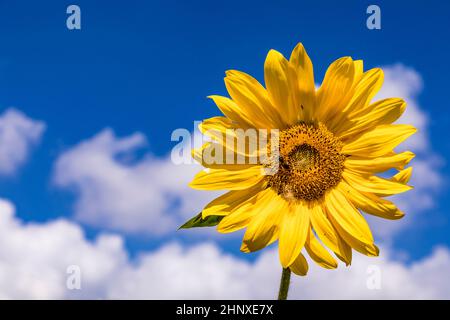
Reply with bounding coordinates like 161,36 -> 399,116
0,198 -> 450,299
0,199 -> 126,299
0,108 -> 45,176
53,129 -> 218,235
110,245 -> 450,300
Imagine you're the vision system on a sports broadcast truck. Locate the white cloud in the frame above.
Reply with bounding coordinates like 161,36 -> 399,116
0,199 -> 126,299
290,246 -> 450,299
110,244 -> 450,300
53,129 -> 218,235
0,198 -> 450,299
0,108 -> 45,176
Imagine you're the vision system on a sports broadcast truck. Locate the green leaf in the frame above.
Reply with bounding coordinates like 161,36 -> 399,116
178,212 -> 224,229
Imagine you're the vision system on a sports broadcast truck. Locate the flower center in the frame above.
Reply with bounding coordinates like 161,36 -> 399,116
266,122 -> 345,202
288,144 -> 320,171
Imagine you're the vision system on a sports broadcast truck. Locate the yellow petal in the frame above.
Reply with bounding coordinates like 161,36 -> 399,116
339,98 -> 407,139
240,189 -> 287,252
264,49 -> 299,127
310,205 -> 352,265
192,142 -> 256,170
305,229 -> 338,269
343,68 -> 384,115
224,70 -> 284,129
199,116 -> 234,141
289,252 -> 309,276
316,57 -> 355,124
338,181 -> 404,220
208,95 -> 255,129
353,60 -> 364,81
202,182 -> 264,218
190,166 -> 264,190
343,169 -> 412,196
331,68 -> 384,133
344,151 -> 415,174
325,188 -> 378,256
278,202 -> 310,267
326,188 -> 374,244
289,43 -> 316,121
199,118 -> 265,158
341,124 -> 417,158
216,188 -> 271,233
391,167 -> 413,184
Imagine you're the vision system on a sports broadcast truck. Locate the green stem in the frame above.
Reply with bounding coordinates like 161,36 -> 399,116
277,268 -> 291,300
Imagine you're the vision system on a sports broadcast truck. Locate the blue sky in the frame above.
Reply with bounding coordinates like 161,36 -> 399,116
0,0 -> 449,298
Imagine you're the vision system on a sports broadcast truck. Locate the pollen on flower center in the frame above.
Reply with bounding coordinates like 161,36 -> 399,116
288,144 -> 320,171
266,122 -> 346,202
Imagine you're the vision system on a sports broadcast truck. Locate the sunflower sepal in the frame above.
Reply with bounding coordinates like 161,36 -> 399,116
178,212 -> 224,229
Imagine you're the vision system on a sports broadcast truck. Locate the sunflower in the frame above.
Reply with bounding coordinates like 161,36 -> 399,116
185,43 -> 415,279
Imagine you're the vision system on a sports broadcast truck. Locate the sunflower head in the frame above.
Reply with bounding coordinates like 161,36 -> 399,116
185,43 -> 416,276
267,122 -> 346,202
